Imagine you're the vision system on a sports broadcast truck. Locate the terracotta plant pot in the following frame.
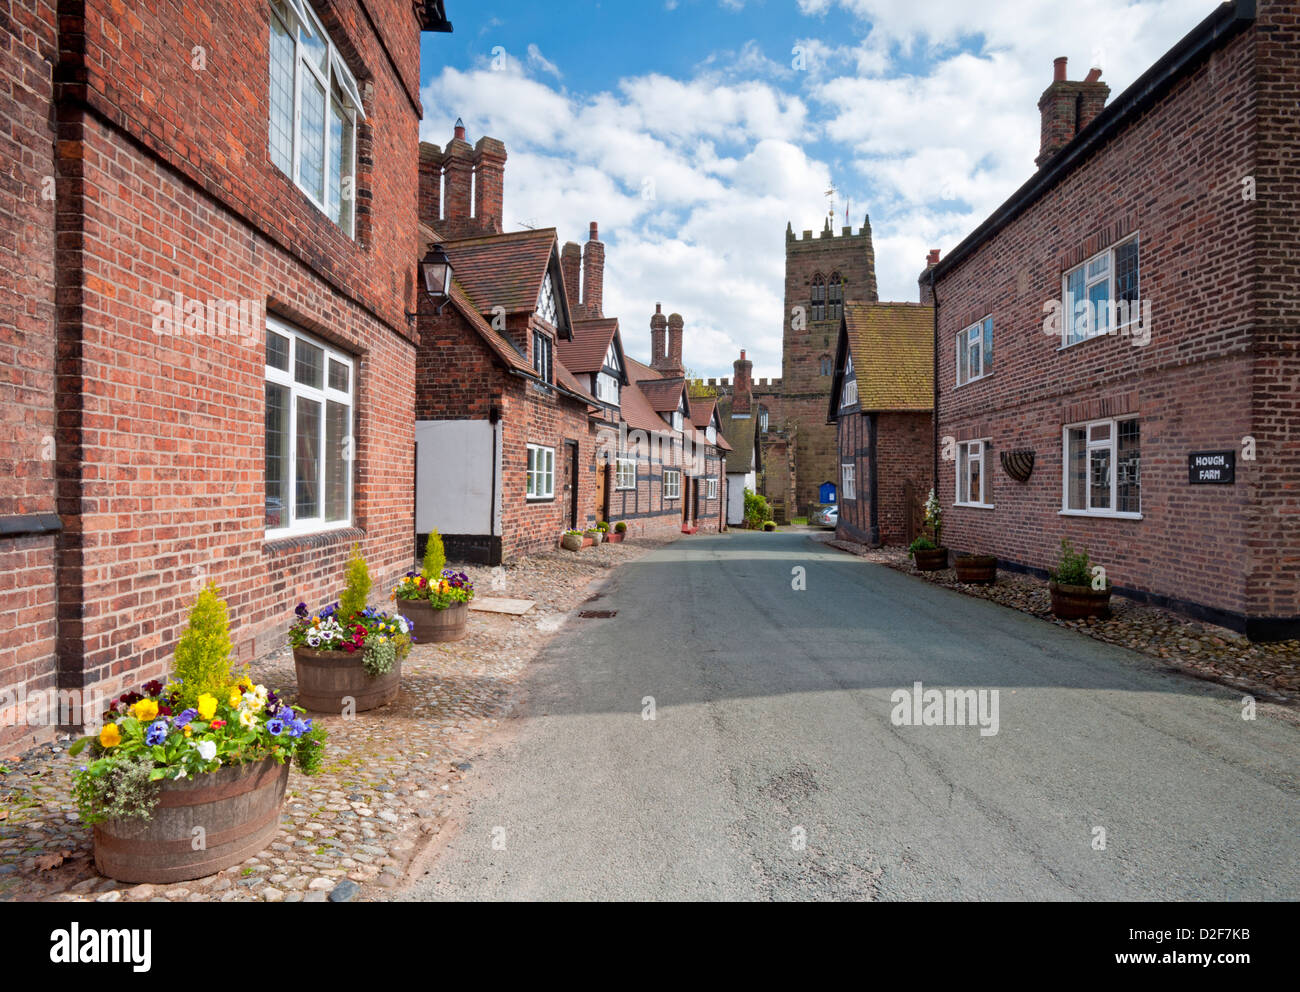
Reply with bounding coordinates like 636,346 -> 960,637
581,536 -> 594,548
913,547 -> 949,571
93,758 -> 289,884
606,531 -> 624,543
561,533 -> 583,551
1049,580 -> 1113,619
954,554 -> 998,584
401,598 -> 468,643
293,646 -> 402,713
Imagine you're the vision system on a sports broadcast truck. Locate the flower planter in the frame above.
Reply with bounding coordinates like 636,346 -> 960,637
606,531 -> 624,544
293,647 -> 402,713
953,554 -> 998,584
586,532 -> 603,545
93,758 -> 290,884
561,533 -> 583,551
581,536 -> 594,548
401,598 -> 468,643
913,547 -> 949,571
1049,580 -> 1112,620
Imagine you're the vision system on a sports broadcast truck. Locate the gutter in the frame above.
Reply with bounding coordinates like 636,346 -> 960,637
931,0 -> 1255,282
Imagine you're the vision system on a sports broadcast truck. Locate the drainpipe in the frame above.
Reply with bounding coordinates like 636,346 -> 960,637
488,404 -> 500,563
930,267 -> 940,494
867,412 -> 880,546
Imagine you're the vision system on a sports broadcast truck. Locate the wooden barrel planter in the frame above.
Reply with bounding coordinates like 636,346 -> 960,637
954,555 -> 998,584
913,547 -> 949,571
1049,580 -> 1113,619
93,758 -> 289,884
293,647 -> 402,713
402,599 -> 468,643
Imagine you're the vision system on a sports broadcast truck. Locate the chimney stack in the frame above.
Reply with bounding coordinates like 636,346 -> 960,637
472,136 -> 507,235
418,141 -> 442,231
561,242 -> 581,313
650,304 -> 667,368
1036,58 -> 1110,168
581,221 -> 604,318
732,350 -> 753,415
442,119 -> 474,225
918,249 -> 940,305
430,119 -> 510,238
664,312 -> 685,377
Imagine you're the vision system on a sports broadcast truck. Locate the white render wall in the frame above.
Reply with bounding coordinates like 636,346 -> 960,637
415,419 -> 501,536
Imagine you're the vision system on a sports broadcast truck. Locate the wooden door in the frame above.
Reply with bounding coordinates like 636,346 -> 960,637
595,461 -> 608,522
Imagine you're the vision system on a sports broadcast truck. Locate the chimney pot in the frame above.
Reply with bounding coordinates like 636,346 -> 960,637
454,117 -> 466,140
1053,57 -> 1068,82
927,248 -> 940,265
589,221 -> 599,240
1085,67 -> 1102,83
740,350 -> 745,360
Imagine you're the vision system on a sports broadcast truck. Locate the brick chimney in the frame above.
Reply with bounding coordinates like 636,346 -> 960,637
561,241 -> 581,314
442,119 -> 474,227
581,221 -> 604,318
918,249 -> 940,304
418,142 -> 442,231
1036,58 -> 1110,168
472,136 -> 507,235
650,304 -> 667,368
663,312 -> 685,377
732,350 -> 753,415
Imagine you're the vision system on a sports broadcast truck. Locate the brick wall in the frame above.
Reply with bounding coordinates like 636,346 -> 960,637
836,411 -> 931,546
935,8 -> 1296,635
0,0 -> 59,751
25,0 -> 426,732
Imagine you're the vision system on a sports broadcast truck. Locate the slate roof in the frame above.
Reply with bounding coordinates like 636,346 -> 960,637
831,302 -> 934,418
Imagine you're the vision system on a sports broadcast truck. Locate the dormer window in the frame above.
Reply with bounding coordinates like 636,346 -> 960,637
840,353 -> 858,409
672,411 -> 683,431
536,271 -> 559,328
596,372 -> 619,405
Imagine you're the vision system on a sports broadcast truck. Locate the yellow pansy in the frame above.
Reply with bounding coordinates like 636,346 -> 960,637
228,690 -> 242,708
132,699 -> 159,722
196,693 -> 218,722
239,709 -> 257,729
183,724 -> 193,738
99,723 -> 121,748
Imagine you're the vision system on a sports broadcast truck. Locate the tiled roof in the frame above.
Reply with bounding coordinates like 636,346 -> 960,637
840,302 -> 934,413
690,396 -> 716,428
554,359 -> 599,406
717,398 -> 758,475
557,317 -> 619,374
637,377 -> 687,413
438,227 -> 560,317
446,280 -> 532,375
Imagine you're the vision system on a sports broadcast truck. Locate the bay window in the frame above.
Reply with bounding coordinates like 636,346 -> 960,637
265,317 -> 354,536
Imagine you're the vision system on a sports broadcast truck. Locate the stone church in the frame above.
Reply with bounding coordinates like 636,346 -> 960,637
706,215 -> 879,518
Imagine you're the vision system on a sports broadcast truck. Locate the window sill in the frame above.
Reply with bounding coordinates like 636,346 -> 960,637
952,502 -> 995,510
1058,509 -> 1143,520
953,373 -> 993,390
263,524 -> 364,558
526,496 -> 555,503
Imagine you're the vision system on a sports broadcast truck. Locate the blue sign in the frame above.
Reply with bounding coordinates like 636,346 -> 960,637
819,482 -> 837,504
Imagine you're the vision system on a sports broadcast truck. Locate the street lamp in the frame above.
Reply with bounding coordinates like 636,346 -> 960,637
409,243 -> 452,325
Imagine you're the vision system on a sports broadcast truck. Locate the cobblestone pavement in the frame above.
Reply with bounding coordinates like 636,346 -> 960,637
0,536 -> 676,903
814,533 -> 1300,705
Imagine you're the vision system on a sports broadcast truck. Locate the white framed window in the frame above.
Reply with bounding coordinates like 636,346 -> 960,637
840,354 -> 858,409
955,316 -> 993,386
758,406 -> 770,431
265,317 -> 354,537
1062,236 -> 1141,346
536,272 -> 559,328
671,410 -> 683,432
955,440 -> 992,507
706,477 -> 718,500
526,444 -> 555,500
616,457 -> 636,490
533,330 -> 552,384
841,462 -> 855,501
663,470 -> 681,500
706,424 -> 716,444
1063,417 -> 1141,516
595,371 -> 619,405
269,0 -> 363,235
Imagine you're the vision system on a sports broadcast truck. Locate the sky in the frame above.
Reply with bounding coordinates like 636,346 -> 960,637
419,0 -> 1215,379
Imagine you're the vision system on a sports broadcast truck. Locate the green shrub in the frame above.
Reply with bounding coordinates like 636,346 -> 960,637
338,544 -> 371,620
763,521 -> 777,532
421,530 -> 446,582
743,488 -> 770,529
172,584 -> 236,708
72,752 -> 160,825
1050,538 -> 1093,586
595,521 -> 609,533
294,723 -> 329,777
908,535 -> 937,557
614,521 -> 627,533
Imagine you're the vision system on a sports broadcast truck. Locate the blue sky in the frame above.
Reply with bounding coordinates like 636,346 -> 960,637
419,0 -> 1213,378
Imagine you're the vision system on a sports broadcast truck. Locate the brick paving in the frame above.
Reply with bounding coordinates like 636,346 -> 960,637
0,536 -> 676,903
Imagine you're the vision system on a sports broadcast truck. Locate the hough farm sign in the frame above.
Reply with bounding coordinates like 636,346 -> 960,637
1188,451 -> 1235,485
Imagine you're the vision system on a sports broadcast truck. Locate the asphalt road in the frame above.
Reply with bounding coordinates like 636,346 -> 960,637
401,530 -> 1299,901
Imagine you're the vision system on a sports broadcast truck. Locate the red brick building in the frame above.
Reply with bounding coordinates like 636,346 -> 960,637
932,0 -> 1299,640
828,303 -> 934,546
1,0 -> 448,751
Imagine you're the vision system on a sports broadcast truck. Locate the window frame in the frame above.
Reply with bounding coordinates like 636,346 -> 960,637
595,371 -> 620,405
532,329 -> 553,384
955,316 -> 993,387
1061,416 -> 1142,518
706,476 -> 718,500
841,462 -> 856,501
1060,234 -> 1141,348
663,469 -> 681,501
954,439 -> 993,508
615,457 -> 637,491
526,443 -> 555,501
264,315 -> 355,539
269,0 -> 362,236
810,274 -> 826,321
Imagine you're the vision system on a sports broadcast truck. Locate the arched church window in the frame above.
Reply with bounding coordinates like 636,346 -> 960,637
810,274 -> 825,321
828,272 -> 843,321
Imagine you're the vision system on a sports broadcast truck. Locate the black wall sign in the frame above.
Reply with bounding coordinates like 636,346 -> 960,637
1188,451 -> 1235,484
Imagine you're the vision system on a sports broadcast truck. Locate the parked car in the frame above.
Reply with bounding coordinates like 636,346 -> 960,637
810,504 -> 838,528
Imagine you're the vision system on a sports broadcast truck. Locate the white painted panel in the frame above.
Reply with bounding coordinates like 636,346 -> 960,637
416,420 -> 498,535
